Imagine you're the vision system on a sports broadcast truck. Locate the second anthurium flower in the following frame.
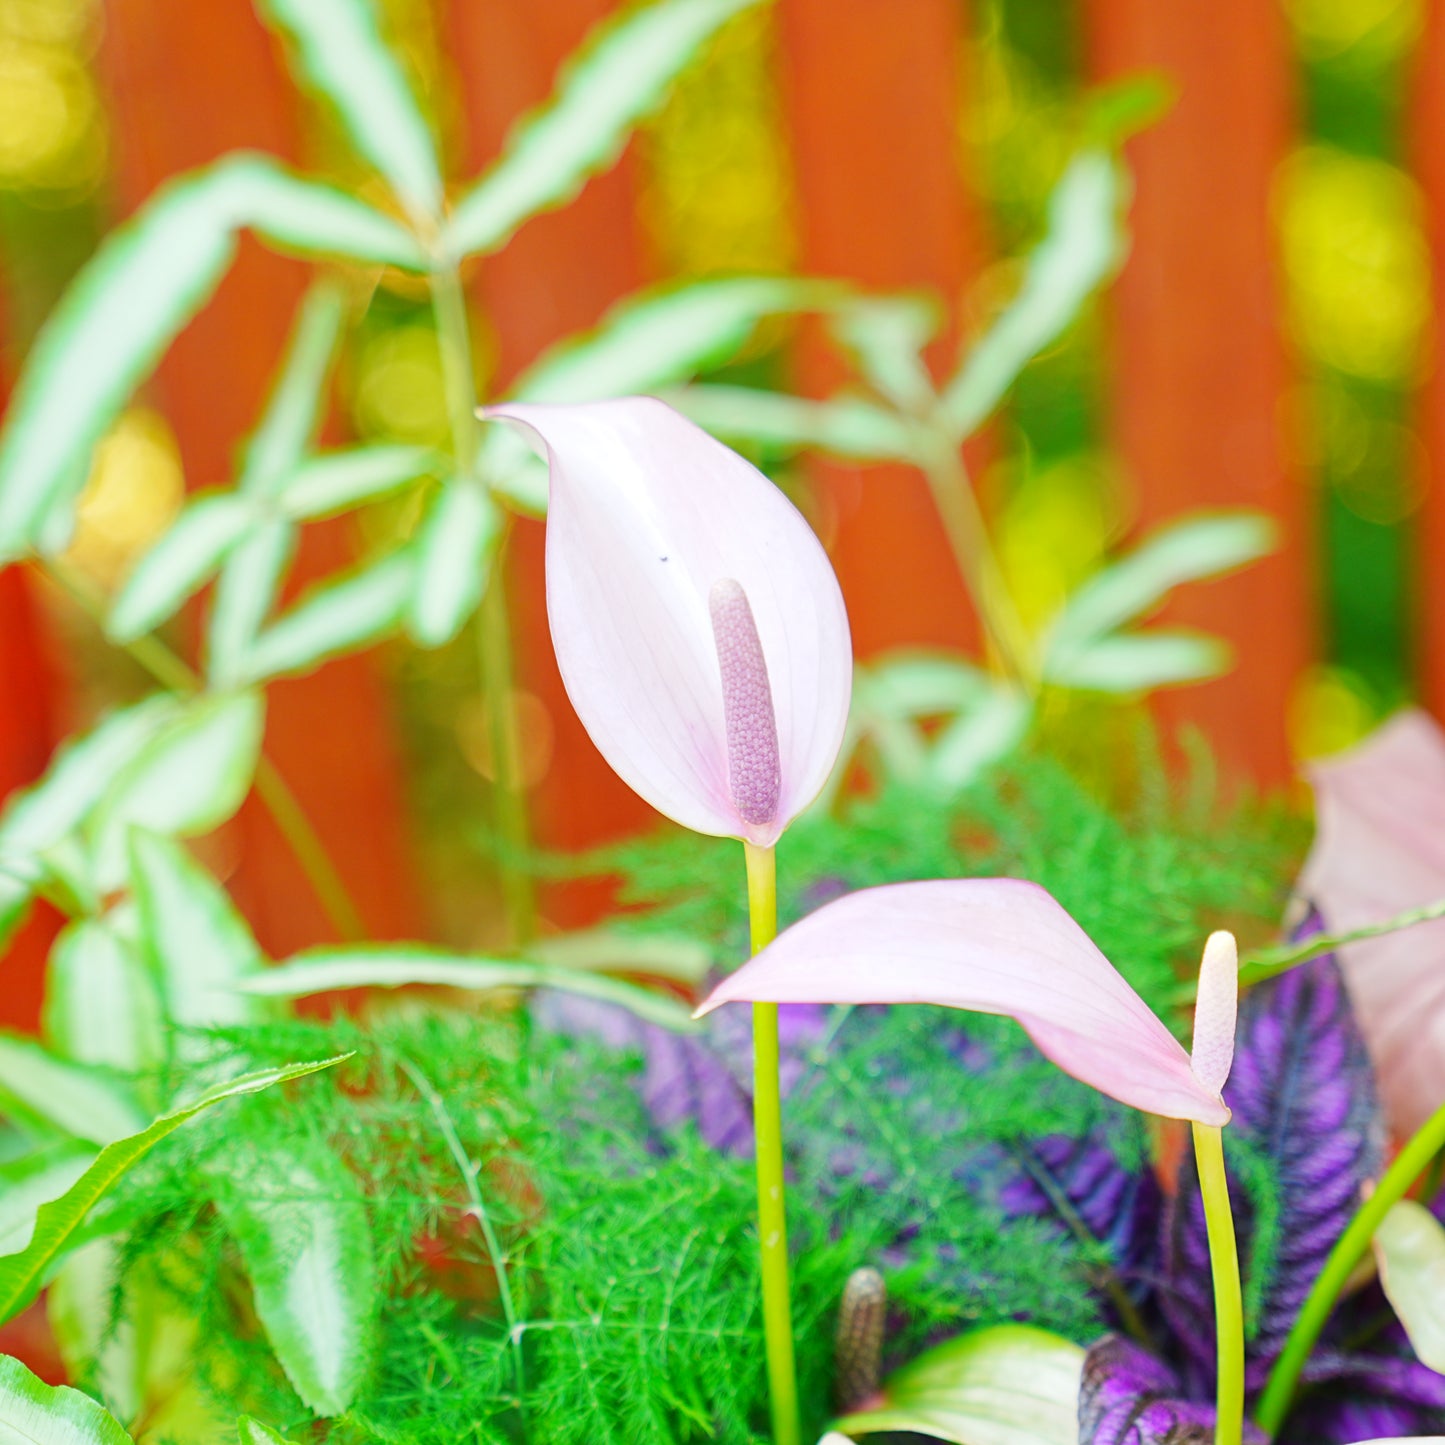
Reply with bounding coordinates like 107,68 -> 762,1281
483,396 -> 853,845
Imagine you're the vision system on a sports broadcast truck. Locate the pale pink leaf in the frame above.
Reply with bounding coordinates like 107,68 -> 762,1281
697,878 -> 1230,1125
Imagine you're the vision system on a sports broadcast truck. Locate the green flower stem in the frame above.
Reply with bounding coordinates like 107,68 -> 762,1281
1255,1095 -> 1445,1435
745,839 -> 799,1445
917,436 -> 1036,693
429,264 -> 536,946
42,557 -> 366,942
1192,1121 -> 1244,1445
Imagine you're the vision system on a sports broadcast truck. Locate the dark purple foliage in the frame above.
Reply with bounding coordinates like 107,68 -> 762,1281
1282,1339 -> 1445,1445
1162,916 -> 1385,1391
1079,1336 -> 1269,1445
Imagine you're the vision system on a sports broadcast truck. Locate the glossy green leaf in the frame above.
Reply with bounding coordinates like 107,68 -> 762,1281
0,697 -> 178,864
210,285 -> 347,685
1044,631 -> 1229,693
485,277 -> 835,512
406,482 -> 502,647
42,919 -> 160,1073
0,1035 -> 144,1146
277,444 -> 438,519
0,1351 -> 134,1445
107,493 -> 257,642
257,0 -> 441,221
1045,512 -> 1276,652
0,1145 -> 95,1256
444,0 -> 760,259
940,151 -> 1123,440
128,830 -> 263,1046
829,293 -> 942,411
238,551 -> 414,682
241,946 -> 699,1031
835,1323 -> 1083,1445
212,1136 -> 375,1416
1374,1198 -> 1445,1373
0,167 -> 415,560
0,1057 -> 347,1324
87,692 -> 265,891
665,385 -> 919,463
237,1419 -> 300,1445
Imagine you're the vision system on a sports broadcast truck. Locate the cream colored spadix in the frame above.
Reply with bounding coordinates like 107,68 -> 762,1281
1190,930 -> 1239,1104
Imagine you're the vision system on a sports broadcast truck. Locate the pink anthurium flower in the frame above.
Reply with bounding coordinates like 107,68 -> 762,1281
697,877 -> 1231,1125
1300,709 -> 1445,1136
483,396 -> 852,847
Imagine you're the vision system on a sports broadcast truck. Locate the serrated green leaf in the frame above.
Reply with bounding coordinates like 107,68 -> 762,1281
241,946 -> 698,1031
238,552 -> 414,683
0,1056 -> 348,1324
664,385 -> 919,462
1044,631 -> 1229,693
0,1145 -> 95,1256
0,698 -> 179,865
940,150 -> 1124,440
444,0 -> 760,259
0,1351 -> 134,1445
211,1136 -> 375,1416
277,445 -> 437,519
484,276 -> 835,511
107,493 -> 257,642
256,0 -> 441,221
41,920 -> 160,1073
128,830 -> 263,1048
835,1323 -> 1082,1445
1044,511 -> 1277,652
0,1035 -> 145,1146
406,482 -> 501,646
0,167 -> 416,560
86,692 -> 266,892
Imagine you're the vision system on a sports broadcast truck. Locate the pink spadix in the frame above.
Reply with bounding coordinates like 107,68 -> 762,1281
482,396 -> 851,846
698,878 -> 1232,1125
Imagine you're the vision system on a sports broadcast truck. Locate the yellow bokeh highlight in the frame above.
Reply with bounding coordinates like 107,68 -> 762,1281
351,324 -> 451,446
1277,146 -> 1432,383
1288,665 -> 1383,760
0,37 -> 105,191
994,454 -> 1123,633
639,6 -> 794,277
1285,0 -> 1422,65
65,408 -> 186,589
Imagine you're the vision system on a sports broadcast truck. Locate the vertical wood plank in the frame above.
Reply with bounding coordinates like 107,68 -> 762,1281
1413,0 -> 1445,720
100,0 -> 421,949
449,0 -> 656,926
778,0 -> 984,657
1085,0 -> 1310,784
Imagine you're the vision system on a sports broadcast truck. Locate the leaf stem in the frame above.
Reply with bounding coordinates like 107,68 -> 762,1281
41,556 -> 366,943
429,264 -> 536,946
916,437 -> 1036,692
1240,897 -> 1445,986
1255,1095 -> 1445,1434
1192,1122 -> 1244,1445
745,839 -> 799,1445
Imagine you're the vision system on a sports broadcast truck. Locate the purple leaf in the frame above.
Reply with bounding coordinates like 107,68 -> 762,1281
1281,1342 -> 1445,1443
1079,1335 -> 1269,1445
1162,919 -> 1386,1390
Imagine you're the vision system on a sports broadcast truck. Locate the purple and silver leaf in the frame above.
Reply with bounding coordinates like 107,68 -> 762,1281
1162,915 -> 1386,1390
1281,1339 -> 1445,1443
1079,1335 -> 1269,1445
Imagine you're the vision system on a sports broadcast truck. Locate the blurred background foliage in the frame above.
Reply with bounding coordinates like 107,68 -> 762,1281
0,0 -> 1434,942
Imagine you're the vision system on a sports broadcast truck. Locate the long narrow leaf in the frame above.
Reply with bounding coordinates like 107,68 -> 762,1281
939,151 -> 1124,440
256,0 -> 441,221
107,493 -> 257,642
0,1146 -> 95,1256
239,551 -> 415,682
242,946 -> 698,1031
484,277 -> 835,512
208,525 -> 297,689
0,1035 -> 145,1146
41,919 -> 160,1073
278,444 -> 438,519
405,482 -> 501,646
0,1057 -> 348,1323
0,1352 -> 135,1445
1044,632 -> 1230,693
444,0 -> 760,258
